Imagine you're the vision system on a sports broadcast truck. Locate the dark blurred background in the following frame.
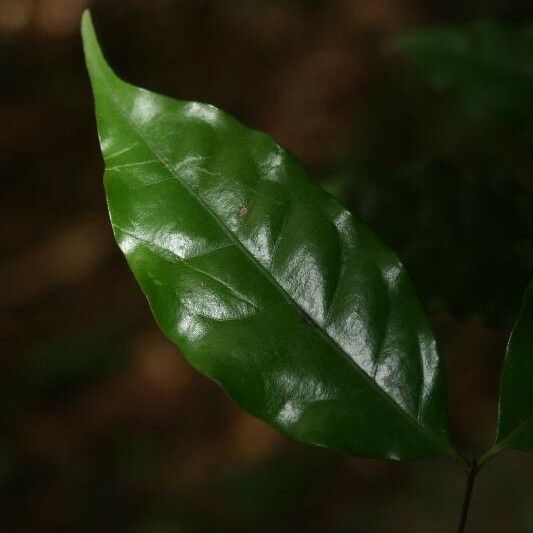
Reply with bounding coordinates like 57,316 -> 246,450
1,0 -> 533,531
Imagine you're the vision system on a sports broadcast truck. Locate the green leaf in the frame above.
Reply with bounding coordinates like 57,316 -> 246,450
494,279 -> 533,452
81,10 -> 457,460
395,20 -> 533,134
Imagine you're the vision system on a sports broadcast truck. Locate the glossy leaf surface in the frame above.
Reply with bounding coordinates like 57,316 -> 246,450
495,279 -> 533,451
82,11 -> 456,460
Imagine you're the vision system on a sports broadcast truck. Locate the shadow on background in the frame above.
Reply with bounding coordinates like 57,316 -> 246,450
1,0 -> 533,531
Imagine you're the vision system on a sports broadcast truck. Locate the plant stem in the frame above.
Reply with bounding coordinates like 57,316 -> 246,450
457,459 -> 478,533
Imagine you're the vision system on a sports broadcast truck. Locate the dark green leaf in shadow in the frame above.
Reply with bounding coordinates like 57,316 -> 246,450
494,279 -> 533,452
395,20 -> 533,136
82,11 -> 457,461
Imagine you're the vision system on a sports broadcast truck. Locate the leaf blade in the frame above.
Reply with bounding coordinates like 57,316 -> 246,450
495,279 -> 533,452
82,11 -> 456,460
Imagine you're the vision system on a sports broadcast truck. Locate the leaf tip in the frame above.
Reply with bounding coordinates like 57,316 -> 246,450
81,8 -> 95,48
81,9 -> 112,82
81,8 -> 92,27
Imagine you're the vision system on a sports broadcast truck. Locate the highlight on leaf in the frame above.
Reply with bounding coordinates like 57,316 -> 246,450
493,279 -> 533,453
